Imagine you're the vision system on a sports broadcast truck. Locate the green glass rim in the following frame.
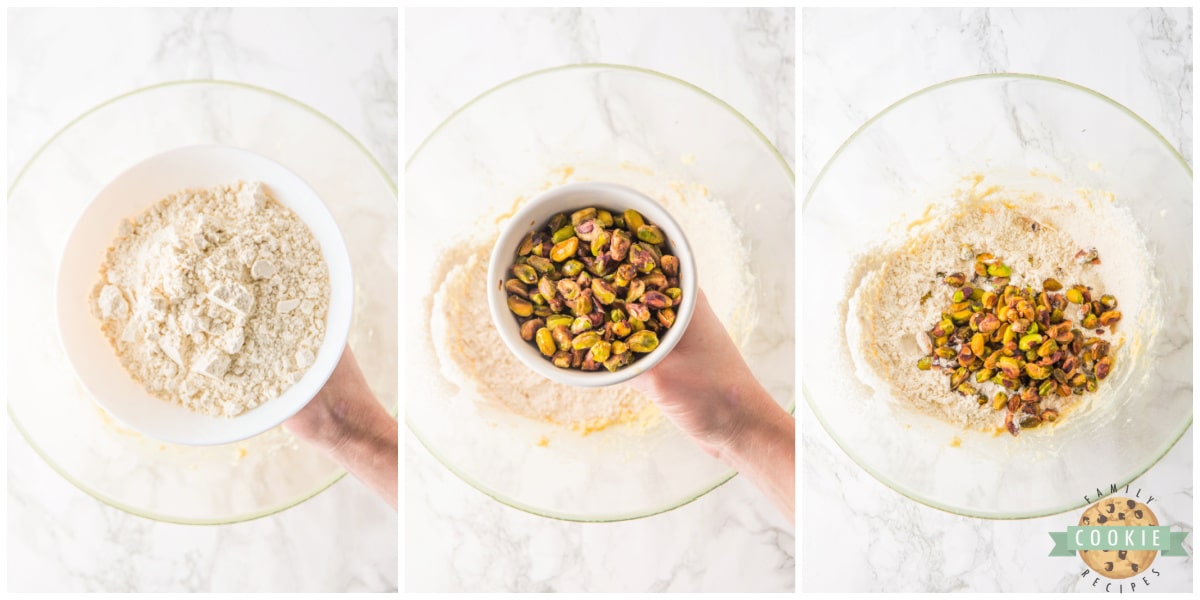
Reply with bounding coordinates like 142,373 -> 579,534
801,72 -> 1193,520
405,62 -> 796,522
7,78 -> 398,526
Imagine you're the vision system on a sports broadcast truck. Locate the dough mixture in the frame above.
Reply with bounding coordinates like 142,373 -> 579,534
90,181 -> 331,417
843,177 -> 1152,432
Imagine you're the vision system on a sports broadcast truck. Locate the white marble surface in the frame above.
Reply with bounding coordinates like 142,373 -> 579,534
405,8 -> 795,592
802,8 -> 1193,592
6,8 -> 397,592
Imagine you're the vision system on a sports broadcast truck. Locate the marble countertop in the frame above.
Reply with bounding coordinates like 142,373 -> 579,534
404,8 -> 796,592
802,8 -> 1193,592
6,8 -> 397,592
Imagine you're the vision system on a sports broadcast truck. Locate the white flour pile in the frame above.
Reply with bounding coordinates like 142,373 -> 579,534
90,181 -> 330,417
843,178 -> 1153,432
430,181 -> 757,433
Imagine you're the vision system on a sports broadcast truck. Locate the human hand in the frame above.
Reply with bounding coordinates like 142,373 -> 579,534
286,346 -> 398,509
627,289 -> 795,520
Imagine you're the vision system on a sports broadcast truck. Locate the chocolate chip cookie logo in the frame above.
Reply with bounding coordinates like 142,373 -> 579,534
1049,487 -> 1188,592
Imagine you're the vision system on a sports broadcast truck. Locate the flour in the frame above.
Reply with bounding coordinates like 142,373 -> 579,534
90,181 -> 330,417
842,178 -> 1153,432
429,181 -> 756,432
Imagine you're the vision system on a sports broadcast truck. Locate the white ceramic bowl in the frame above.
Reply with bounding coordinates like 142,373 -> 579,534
486,182 -> 698,387
56,144 -> 354,446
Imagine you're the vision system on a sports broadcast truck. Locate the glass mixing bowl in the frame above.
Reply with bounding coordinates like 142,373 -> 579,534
804,74 -> 1192,518
407,64 -> 795,521
8,81 -> 397,524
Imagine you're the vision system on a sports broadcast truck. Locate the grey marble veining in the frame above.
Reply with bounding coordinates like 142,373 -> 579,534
802,7 -> 1192,592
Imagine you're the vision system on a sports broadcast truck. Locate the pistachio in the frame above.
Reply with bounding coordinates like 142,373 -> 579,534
944,272 -> 967,287
574,219 -> 603,242
589,341 -> 612,363
591,279 -> 618,305
629,243 -> 656,273
505,279 -> 530,297
571,331 -> 602,350
1099,294 -> 1118,309
509,205 -> 680,372
993,392 -> 1007,411
584,254 -> 613,276
636,225 -> 665,245
997,356 -> 1022,379
549,325 -> 572,351
1043,278 -> 1063,291
656,308 -> 676,328
626,279 -> 647,304
1081,313 -> 1098,329
970,333 -> 987,358
561,259 -> 584,277
1097,310 -> 1121,328
546,314 -> 573,330
526,255 -> 554,274
590,230 -> 612,256
611,320 -> 632,338
570,294 -> 593,317
978,313 -> 1001,333
517,232 -> 535,256
935,347 -> 957,360
533,327 -> 556,356
661,254 -> 680,277
1095,356 -> 1113,380
556,279 -> 581,300
538,277 -> 557,301
642,290 -> 673,309
570,316 -> 593,334
603,353 -> 629,372
551,225 -> 576,244
627,302 -> 651,322
518,318 -> 545,341
609,229 -> 633,262
1065,288 -> 1084,304
1037,380 -> 1057,398
513,264 -> 538,284
950,367 -> 970,390
570,207 -> 597,226
987,263 -> 1012,278
508,295 -> 534,317
623,208 -> 646,232
1074,247 -> 1100,265
1018,333 -> 1044,352
1025,363 -> 1051,380
917,356 -> 933,371
627,330 -> 659,353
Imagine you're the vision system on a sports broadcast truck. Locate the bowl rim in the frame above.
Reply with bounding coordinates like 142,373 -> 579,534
54,143 -> 355,447
486,181 -> 698,388
8,78 -> 397,525
802,72 -> 1193,520
406,62 -> 796,522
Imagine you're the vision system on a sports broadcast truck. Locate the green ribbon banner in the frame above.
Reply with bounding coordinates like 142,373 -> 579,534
1049,526 -> 1189,557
